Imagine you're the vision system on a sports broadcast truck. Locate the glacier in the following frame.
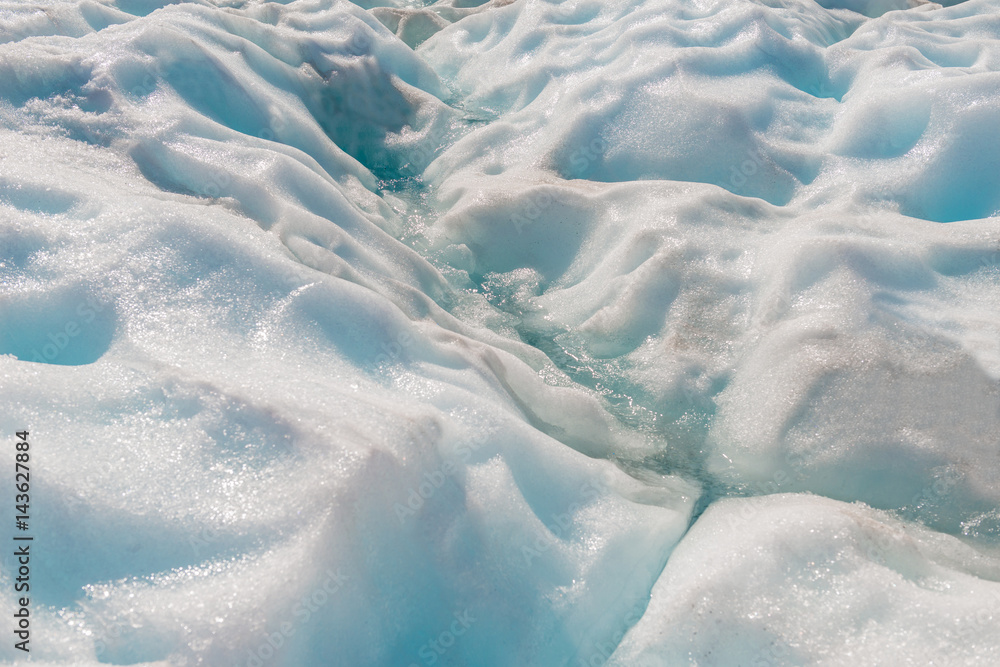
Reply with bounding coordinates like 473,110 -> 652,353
0,0 -> 999,664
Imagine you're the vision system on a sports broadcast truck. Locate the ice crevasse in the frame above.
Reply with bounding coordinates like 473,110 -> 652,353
0,0 -> 998,664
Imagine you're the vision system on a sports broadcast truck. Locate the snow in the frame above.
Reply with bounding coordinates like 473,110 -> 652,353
0,0 -> 998,664
611,494 -> 1000,666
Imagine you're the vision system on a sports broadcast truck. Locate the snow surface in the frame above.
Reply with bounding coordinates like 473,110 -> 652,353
0,0 -> 998,664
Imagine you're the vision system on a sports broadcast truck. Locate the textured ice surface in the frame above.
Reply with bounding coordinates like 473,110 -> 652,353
0,0 -> 998,664
609,494 -> 1000,666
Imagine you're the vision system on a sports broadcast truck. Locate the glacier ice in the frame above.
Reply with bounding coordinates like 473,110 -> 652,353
609,494 -> 1000,666
0,0 -> 999,664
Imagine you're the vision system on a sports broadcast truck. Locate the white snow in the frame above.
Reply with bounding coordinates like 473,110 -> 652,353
0,0 -> 998,664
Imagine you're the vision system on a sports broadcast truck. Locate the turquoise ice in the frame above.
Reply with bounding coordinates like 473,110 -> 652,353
0,0 -> 999,665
